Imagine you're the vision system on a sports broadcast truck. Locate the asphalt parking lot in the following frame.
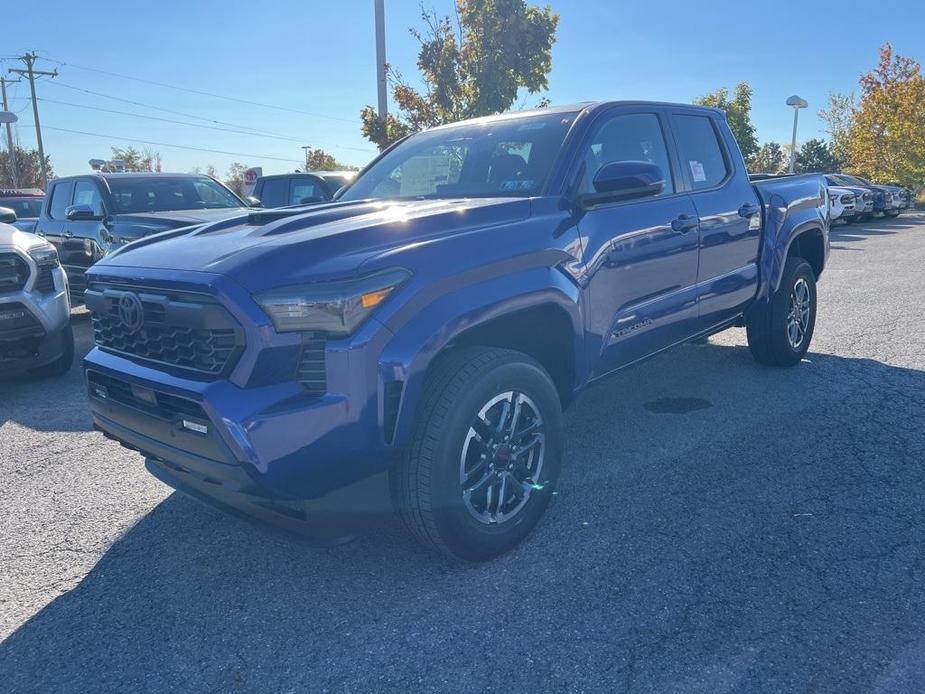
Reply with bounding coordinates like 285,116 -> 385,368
1,214 -> 924,692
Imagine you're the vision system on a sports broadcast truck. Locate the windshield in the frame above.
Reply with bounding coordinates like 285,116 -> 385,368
340,112 -> 577,201
0,198 -> 44,218
107,176 -> 243,214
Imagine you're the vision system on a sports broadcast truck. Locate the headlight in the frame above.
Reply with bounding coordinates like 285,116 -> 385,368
28,244 -> 59,268
255,268 -> 410,335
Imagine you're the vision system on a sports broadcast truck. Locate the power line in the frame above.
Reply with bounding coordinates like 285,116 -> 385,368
28,97 -> 376,153
46,80 -> 299,139
37,125 -> 305,164
42,56 -> 357,123
34,97 -> 305,143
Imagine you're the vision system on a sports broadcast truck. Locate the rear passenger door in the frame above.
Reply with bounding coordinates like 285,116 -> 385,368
574,107 -> 702,376
670,112 -> 762,329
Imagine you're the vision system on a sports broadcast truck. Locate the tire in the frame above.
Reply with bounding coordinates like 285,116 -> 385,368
391,347 -> 563,561
746,257 -> 817,367
884,210 -> 900,218
29,324 -> 74,378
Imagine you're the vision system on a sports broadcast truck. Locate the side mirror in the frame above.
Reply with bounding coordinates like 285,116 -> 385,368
65,204 -> 103,221
0,206 -> 16,224
581,161 -> 665,207
245,196 -> 263,208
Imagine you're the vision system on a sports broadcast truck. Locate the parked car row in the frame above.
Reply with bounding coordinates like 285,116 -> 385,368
824,174 -> 912,224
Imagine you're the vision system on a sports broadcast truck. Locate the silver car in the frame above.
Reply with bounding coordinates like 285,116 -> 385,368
0,208 -> 73,377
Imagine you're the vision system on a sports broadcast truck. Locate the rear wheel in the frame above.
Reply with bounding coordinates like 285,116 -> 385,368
391,347 -> 563,561
746,257 -> 816,367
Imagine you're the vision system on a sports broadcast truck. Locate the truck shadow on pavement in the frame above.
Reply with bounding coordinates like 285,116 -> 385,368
3,343 -> 925,692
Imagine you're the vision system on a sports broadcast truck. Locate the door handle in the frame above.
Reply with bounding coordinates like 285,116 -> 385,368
671,214 -> 699,233
738,202 -> 761,218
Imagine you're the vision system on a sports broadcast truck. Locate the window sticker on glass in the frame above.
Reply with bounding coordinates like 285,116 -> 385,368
399,155 -> 452,196
689,160 -> 707,183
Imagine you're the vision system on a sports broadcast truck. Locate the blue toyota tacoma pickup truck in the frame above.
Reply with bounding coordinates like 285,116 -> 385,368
84,102 -> 829,560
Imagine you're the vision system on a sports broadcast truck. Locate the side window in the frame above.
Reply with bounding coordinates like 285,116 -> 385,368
577,113 -> 674,196
672,115 -> 730,190
258,178 -> 289,208
73,180 -> 105,216
289,179 -> 324,204
48,182 -> 74,219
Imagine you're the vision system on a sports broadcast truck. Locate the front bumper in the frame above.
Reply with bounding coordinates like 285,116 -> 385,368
83,267 -> 400,507
0,251 -> 70,372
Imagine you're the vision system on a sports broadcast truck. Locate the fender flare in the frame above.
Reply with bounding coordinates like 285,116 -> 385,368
377,266 -> 583,446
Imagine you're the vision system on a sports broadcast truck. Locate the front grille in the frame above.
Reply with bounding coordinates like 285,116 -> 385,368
296,333 -> 327,395
87,371 -> 209,422
0,253 -> 29,293
86,284 -> 244,376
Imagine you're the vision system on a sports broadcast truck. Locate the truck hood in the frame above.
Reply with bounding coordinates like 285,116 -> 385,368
98,197 -> 532,291
110,207 -> 251,239
0,222 -> 52,252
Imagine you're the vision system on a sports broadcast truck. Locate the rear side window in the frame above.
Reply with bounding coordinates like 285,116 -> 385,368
73,180 -> 105,216
258,178 -> 289,208
48,182 -> 74,219
672,115 -> 730,190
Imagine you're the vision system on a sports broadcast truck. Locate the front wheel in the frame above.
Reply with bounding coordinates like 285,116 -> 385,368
746,257 -> 817,367
391,347 -> 563,561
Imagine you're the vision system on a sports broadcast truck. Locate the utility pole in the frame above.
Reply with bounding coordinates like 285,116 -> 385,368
0,77 -> 21,188
374,0 -> 388,151
9,53 -> 57,188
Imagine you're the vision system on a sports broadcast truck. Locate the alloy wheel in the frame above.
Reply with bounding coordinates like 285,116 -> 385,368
787,277 -> 811,350
459,391 -> 546,525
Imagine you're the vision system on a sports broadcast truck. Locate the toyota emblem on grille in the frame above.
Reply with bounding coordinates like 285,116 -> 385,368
117,293 -> 144,333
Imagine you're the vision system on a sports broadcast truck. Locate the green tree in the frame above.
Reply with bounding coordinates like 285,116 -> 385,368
0,147 -> 54,189
101,146 -> 162,172
750,142 -> 785,174
694,82 -> 759,164
224,162 -> 247,196
361,0 -> 559,149
848,43 -> 925,186
305,148 -> 348,171
794,138 -> 841,173
818,92 -> 856,169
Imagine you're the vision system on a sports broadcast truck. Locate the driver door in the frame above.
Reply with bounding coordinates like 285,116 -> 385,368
574,108 -> 702,377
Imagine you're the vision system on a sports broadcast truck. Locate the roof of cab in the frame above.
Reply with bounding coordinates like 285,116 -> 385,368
49,172 -> 216,183
426,100 -> 725,131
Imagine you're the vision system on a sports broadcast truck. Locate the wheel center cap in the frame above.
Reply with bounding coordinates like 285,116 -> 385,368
494,445 -> 513,464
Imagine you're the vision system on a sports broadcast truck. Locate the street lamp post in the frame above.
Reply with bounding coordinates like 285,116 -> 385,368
786,95 -> 808,174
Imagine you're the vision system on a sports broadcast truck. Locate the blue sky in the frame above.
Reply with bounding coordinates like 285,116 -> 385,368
4,0 -> 923,178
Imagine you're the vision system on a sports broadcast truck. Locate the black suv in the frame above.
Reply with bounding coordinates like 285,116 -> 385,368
35,173 -> 250,302
251,171 -> 355,208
